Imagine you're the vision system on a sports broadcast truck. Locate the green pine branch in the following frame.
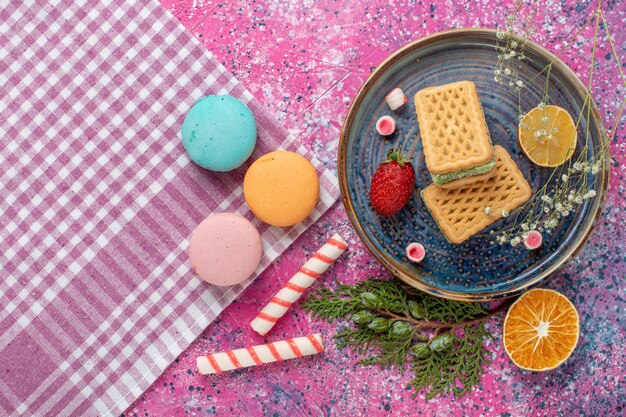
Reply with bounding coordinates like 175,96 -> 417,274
302,279 -> 508,400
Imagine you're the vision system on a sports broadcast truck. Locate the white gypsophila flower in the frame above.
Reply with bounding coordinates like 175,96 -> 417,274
494,69 -> 502,75
510,50 -> 517,57
583,190 -> 596,199
516,80 -> 524,88
538,101 -> 546,109
591,160 -> 601,174
521,223 -> 529,231
574,196 -> 583,204
541,195 -> 553,204
504,68 -> 512,75
501,209 -> 509,218
544,206 -> 550,213
485,206 -> 492,215
573,161 -> 583,171
511,40 -> 518,48
545,218 -> 558,229
555,202 -> 564,212
494,75 -> 502,83
497,31 -> 506,39
562,174 -> 569,181
510,237 -> 522,247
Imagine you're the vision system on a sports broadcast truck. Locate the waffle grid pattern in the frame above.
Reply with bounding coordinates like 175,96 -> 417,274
414,81 -> 493,174
422,145 -> 531,244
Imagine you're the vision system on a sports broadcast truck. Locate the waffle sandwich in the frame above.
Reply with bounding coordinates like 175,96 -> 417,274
414,80 -> 496,188
421,145 -> 531,244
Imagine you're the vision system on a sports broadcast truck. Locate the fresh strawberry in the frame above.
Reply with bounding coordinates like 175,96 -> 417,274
369,149 -> 415,216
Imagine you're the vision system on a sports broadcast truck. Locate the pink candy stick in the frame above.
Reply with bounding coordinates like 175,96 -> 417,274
250,234 -> 348,336
196,334 -> 324,375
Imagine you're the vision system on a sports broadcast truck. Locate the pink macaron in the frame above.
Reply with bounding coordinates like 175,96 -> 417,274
406,242 -> 426,263
188,213 -> 263,286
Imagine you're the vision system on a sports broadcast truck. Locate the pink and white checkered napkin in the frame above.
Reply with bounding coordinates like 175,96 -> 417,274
0,1 -> 338,416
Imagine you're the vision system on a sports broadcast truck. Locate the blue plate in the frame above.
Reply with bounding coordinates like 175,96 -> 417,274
338,29 -> 609,301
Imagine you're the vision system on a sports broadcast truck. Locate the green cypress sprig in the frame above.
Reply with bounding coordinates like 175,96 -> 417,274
302,278 -> 509,400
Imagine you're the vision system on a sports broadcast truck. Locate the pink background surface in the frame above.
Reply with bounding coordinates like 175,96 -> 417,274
124,0 -> 626,416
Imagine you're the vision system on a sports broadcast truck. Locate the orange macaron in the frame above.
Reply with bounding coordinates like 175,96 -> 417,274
243,151 -> 319,227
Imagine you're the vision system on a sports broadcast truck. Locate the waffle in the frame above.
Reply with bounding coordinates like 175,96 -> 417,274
421,145 -> 531,244
414,80 -> 494,182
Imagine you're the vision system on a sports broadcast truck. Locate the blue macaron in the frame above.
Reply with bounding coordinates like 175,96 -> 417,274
181,95 -> 257,171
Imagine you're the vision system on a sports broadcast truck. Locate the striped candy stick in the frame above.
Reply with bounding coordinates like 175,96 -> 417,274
196,333 -> 324,375
250,234 -> 348,336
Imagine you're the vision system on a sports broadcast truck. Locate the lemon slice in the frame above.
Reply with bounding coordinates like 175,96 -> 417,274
518,105 -> 577,167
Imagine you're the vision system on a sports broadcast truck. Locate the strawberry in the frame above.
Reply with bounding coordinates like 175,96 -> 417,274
369,149 -> 415,216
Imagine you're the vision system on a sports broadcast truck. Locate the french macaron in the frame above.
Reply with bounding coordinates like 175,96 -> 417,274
243,151 -> 319,227
181,95 -> 257,172
188,213 -> 263,286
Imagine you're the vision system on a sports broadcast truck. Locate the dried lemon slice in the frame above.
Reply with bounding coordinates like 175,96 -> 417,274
503,288 -> 579,371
